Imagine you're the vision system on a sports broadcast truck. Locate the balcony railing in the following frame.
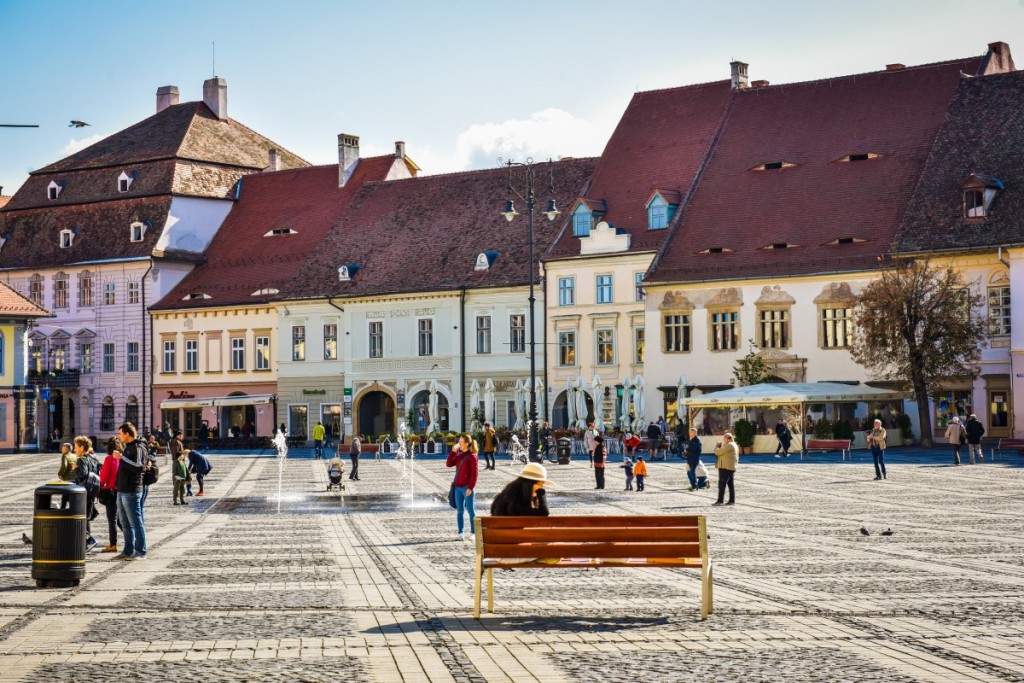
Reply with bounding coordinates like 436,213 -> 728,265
27,368 -> 81,388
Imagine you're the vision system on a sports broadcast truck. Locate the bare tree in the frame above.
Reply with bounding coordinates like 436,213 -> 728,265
851,260 -> 986,448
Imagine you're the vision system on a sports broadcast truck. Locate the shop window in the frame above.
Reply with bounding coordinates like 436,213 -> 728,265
934,390 -> 972,434
289,404 -> 309,439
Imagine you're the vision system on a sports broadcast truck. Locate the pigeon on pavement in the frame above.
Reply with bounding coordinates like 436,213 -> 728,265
880,528 -> 895,536
859,527 -> 870,536
22,533 -> 32,545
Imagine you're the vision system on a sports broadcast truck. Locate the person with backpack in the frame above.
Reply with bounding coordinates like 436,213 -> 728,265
71,436 -> 100,552
114,422 -> 149,560
965,413 -> 986,464
188,450 -> 212,496
944,416 -> 967,466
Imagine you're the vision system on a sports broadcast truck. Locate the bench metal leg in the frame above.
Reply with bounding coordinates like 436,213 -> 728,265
473,560 -> 482,620
487,568 -> 494,614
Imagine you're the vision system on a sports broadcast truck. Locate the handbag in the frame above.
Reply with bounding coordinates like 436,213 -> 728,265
448,454 -> 466,509
97,488 -> 115,506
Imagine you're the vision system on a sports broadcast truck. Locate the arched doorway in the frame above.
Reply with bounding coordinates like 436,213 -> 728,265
409,390 -> 449,434
551,390 -> 594,430
222,391 -> 255,438
50,389 -> 64,443
358,391 -> 395,438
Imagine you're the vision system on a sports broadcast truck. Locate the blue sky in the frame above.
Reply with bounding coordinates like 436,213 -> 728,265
1,0 -> 1021,194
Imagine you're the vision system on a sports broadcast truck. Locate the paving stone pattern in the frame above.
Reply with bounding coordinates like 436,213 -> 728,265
0,451 -> 1023,681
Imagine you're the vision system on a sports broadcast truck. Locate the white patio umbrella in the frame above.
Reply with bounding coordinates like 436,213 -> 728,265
592,374 -> 605,432
533,377 -> 545,426
513,379 -> 527,431
620,376 -> 632,430
483,378 -> 496,426
676,374 -> 687,424
632,375 -> 647,433
575,376 -> 588,430
427,379 -> 439,434
469,379 -> 482,431
565,378 -> 577,431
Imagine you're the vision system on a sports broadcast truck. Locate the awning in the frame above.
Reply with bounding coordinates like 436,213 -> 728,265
158,394 -> 276,410
681,382 -> 907,409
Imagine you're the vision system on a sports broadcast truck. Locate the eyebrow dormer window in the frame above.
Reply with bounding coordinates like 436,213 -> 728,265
751,161 -> 798,171
129,222 -> 146,242
264,227 -> 297,236
181,293 -> 211,301
118,172 -> 134,193
825,236 -> 867,245
701,246 -> 734,254
760,242 -> 799,250
47,181 -> 62,200
837,152 -> 882,163
59,229 -> 74,248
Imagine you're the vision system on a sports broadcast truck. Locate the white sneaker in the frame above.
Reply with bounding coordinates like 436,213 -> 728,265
457,532 -> 464,541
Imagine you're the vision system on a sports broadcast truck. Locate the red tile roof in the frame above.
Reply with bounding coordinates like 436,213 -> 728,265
647,57 -> 982,284
281,158 -> 597,300
0,196 -> 11,210
152,157 -> 401,310
0,280 -> 52,318
544,80 -> 734,260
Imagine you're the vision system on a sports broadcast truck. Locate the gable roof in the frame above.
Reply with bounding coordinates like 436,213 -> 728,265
0,196 -> 10,210
151,157 -> 402,310
281,158 -> 596,301
647,56 -> 983,284
0,280 -> 52,318
545,80 -> 734,260
894,70 -> 1024,253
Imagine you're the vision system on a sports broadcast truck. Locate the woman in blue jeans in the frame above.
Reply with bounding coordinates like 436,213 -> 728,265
867,419 -> 887,480
446,434 -> 479,541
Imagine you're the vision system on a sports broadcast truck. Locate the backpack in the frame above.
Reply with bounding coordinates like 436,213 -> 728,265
143,457 -> 160,486
75,453 -> 101,493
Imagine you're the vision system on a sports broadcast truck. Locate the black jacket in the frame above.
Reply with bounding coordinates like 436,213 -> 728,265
490,487 -> 549,516
965,417 -> 985,444
686,436 -> 703,469
116,440 -> 149,493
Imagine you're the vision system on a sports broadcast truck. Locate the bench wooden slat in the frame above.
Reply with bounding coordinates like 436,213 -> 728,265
482,541 -> 702,558
483,558 -> 704,568
482,527 -> 700,544
480,515 -> 701,529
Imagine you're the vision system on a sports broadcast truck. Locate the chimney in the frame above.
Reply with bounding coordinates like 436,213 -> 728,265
156,85 -> 179,113
730,61 -> 749,89
267,149 -> 280,172
978,41 -> 1015,75
395,141 -> 406,159
337,134 -> 360,187
885,63 -> 906,71
203,77 -> 228,120
751,79 -> 770,88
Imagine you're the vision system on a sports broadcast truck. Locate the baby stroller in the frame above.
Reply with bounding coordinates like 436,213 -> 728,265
326,461 -> 346,492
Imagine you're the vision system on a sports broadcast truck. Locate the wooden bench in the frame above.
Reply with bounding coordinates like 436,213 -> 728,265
804,439 -> 852,460
995,438 -> 1024,459
473,515 -> 713,620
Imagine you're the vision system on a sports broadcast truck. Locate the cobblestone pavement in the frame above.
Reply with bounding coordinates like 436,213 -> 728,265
1,450 -> 1023,681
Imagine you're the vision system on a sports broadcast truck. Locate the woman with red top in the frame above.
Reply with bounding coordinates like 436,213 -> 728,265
98,438 -> 122,552
446,433 -> 479,541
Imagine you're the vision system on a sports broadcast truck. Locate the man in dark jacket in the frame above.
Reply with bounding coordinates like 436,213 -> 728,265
774,419 -> 793,458
964,414 -> 985,464
114,422 -> 149,560
646,422 -> 663,460
685,428 -> 703,490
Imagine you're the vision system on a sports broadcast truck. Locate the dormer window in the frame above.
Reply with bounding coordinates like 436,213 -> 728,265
837,152 -> 882,163
118,172 -> 134,193
700,246 -> 734,254
47,181 -> 63,200
751,161 -> 798,171
264,227 -> 297,237
962,175 -> 1002,219
825,236 -> 867,245
646,192 -> 679,230
251,288 -> 280,296
59,229 -> 75,249
338,264 -> 362,282
572,204 -> 592,237
181,293 -> 211,301
474,251 -> 498,272
129,221 -> 147,242
760,242 -> 800,250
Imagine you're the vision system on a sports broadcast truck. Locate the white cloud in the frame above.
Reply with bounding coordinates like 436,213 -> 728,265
449,108 -> 604,172
61,133 -> 104,156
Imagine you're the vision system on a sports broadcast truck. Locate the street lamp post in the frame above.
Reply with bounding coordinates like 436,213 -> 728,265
501,158 -> 560,463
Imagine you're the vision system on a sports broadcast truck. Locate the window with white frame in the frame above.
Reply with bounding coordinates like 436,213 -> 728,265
28,275 -> 43,307
103,343 -> 115,373
47,181 -> 62,200
368,321 -> 383,358
118,172 -> 134,193
558,277 -> 575,306
509,314 -> 525,353
78,271 -> 93,307
596,329 -> 615,365
127,280 -> 140,305
104,282 -> 115,305
324,324 -> 338,360
989,286 -> 1011,336
129,222 -> 146,242
634,328 -> 645,364
292,325 -> 306,361
476,316 -> 492,354
418,319 -> 433,356
163,339 -> 176,373
758,308 -> 790,349
255,335 -> 271,370
634,272 -> 645,302
53,273 -> 69,309
558,331 -> 576,366
572,204 -> 592,237
596,274 -> 613,304
78,342 -> 92,374
126,341 -> 139,372
663,313 -> 691,353
710,310 -> 739,351
185,338 -> 198,372
820,307 -> 854,348
60,229 -> 74,248
51,342 -> 67,370
231,337 -> 245,371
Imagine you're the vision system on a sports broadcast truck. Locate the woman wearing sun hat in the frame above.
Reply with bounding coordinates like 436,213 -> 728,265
490,462 -> 552,516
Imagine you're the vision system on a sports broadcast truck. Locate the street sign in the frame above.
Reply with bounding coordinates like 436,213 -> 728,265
49,404 -> 55,412
40,388 -> 51,401
343,387 -> 353,396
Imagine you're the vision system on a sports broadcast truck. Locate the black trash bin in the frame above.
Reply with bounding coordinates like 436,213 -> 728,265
556,438 -> 572,465
32,482 -> 87,588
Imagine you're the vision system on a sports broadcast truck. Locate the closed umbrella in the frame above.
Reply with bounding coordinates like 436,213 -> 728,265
592,374 -> 605,432
620,376 -> 632,430
513,379 -> 526,431
427,379 -> 439,434
470,379 -> 481,431
632,375 -> 647,433
575,376 -> 588,430
676,374 -> 687,424
483,378 -> 496,426
533,377 -> 545,427
565,378 -> 577,431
